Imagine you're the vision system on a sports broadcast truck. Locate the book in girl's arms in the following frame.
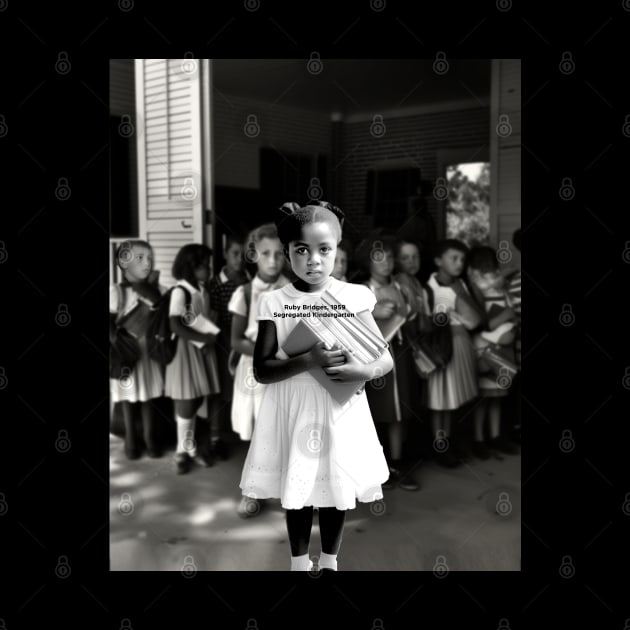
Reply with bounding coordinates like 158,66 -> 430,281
374,313 -> 407,343
188,315 -> 221,349
282,315 -> 387,406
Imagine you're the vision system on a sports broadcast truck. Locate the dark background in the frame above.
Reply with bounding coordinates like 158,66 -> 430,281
7,3 -> 626,627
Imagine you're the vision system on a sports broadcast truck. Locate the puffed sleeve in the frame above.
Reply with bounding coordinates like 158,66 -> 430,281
355,284 -> 377,313
256,291 -> 274,321
227,285 -> 247,318
169,286 -> 188,317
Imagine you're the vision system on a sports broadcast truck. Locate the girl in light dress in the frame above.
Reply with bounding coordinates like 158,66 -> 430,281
164,244 -> 221,474
110,240 -> 167,460
425,239 -> 483,468
229,224 -> 291,517
240,201 -> 392,571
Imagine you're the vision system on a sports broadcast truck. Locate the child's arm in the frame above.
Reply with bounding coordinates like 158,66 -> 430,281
322,309 -> 394,383
231,313 -> 256,357
487,306 -> 516,331
373,299 -> 396,319
169,316 -> 216,346
253,320 -> 347,384
451,280 -> 485,330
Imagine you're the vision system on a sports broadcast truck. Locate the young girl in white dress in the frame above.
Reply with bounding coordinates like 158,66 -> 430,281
425,239 -> 482,467
228,223 -> 290,517
164,244 -> 221,474
239,201 -> 392,572
110,240 -> 167,459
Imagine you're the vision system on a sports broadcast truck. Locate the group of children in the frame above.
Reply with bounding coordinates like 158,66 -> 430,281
110,201 -> 521,571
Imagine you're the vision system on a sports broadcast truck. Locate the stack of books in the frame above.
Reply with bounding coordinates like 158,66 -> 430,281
282,290 -> 389,405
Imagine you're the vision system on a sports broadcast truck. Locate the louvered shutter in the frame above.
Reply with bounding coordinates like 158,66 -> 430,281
135,58 -> 204,287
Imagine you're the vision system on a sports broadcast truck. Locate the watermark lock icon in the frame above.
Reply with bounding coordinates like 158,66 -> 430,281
433,52 -> 449,75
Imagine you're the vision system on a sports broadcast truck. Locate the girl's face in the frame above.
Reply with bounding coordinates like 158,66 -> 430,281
255,237 -> 284,281
194,257 -> 211,284
369,249 -> 394,279
225,242 -> 244,273
397,243 -> 420,276
288,221 -> 337,289
122,245 -> 153,282
435,248 -> 465,278
332,248 -> 348,280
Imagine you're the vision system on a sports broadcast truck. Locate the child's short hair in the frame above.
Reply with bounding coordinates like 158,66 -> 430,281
274,201 -> 344,247
244,223 -> 280,259
467,245 -> 499,273
224,233 -> 244,251
354,234 -> 396,274
115,239 -> 153,269
433,238 -> 468,259
512,228 -> 521,252
172,243 -> 213,284
394,238 -> 422,258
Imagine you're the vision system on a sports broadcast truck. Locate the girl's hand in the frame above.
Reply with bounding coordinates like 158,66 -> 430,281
373,300 -> 396,319
323,349 -> 367,382
308,341 -> 346,369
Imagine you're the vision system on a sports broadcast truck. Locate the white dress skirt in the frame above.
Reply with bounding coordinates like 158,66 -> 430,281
164,335 -> 220,401
239,277 -> 390,511
231,353 -> 266,441
240,357 -> 390,511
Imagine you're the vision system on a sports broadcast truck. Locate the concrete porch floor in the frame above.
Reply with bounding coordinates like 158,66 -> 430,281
110,434 -> 520,571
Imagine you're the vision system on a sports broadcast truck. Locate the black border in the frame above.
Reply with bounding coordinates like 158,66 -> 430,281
9,2 -> 625,626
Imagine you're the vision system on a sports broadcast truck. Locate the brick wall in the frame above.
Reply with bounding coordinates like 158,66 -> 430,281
339,107 -> 489,243
213,94 -> 331,190
213,96 -> 492,248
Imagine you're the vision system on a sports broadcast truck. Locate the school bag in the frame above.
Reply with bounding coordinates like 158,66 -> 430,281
415,282 -> 453,370
227,282 -> 252,377
146,285 -> 192,366
110,284 -> 142,380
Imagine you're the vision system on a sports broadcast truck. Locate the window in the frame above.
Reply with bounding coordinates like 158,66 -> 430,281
445,161 -> 490,247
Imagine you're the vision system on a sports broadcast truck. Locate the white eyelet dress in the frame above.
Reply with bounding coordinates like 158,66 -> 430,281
239,277 -> 390,511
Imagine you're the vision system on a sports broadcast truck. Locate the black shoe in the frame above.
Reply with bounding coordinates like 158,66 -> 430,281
174,452 -> 193,474
382,467 -> 401,489
435,450 -> 460,468
124,443 -> 142,460
193,449 -> 215,468
210,439 -> 230,461
399,474 -> 420,491
488,436 -> 519,455
472,440 -> 491,460
145,442 -> 163,458
452,442 -> 472,462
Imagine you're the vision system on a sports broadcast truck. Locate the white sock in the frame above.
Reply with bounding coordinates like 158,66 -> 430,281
290,553 -> 313,571
318,552 -> 338,571
176,415 -> 196,456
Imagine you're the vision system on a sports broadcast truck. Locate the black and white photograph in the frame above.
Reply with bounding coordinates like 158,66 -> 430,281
109,58 -> 521,571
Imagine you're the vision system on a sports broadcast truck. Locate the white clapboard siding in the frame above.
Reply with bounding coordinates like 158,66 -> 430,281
490,59 -> 521,269
135,58 -> 204,288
